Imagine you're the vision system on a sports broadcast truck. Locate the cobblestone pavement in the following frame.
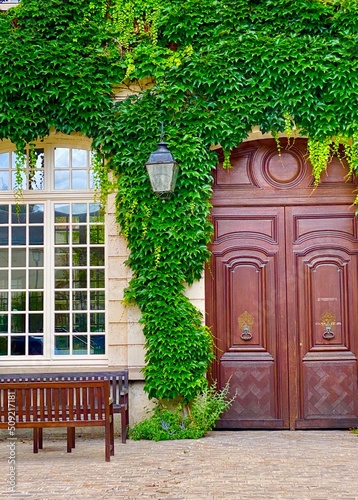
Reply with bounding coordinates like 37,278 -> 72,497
1,430 -> 358,499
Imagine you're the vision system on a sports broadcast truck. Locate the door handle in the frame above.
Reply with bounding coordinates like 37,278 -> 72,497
322,324 -> 335,340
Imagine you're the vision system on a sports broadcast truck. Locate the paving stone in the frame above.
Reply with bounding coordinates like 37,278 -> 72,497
1,431 -> 358,499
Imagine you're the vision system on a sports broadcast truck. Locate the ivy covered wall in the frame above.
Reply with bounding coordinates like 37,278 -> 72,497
1,0 -> 358,403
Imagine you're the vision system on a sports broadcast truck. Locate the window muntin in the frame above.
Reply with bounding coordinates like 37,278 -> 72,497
53,202 -> 105,356
0,204 -> 44,356
0,142 -> 106,359
54,148 -> 93,190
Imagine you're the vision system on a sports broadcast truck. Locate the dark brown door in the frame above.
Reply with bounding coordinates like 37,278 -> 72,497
206,138 -> 358,429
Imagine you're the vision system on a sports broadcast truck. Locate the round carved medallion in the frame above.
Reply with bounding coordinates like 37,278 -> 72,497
262,148 -> 306,188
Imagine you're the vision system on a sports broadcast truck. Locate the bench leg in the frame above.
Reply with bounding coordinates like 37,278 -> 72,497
121,407 -> 127,444
67,428 -> 75,453
110,415 -> 114,457
38,428 -> 43,449
33,428 -> 39,453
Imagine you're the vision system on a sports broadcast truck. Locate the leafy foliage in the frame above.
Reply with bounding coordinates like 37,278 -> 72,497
129,380 -> 233,441
1,0 -> 358,402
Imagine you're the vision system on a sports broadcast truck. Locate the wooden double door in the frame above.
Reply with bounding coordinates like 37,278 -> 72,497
206,139 -> 358,429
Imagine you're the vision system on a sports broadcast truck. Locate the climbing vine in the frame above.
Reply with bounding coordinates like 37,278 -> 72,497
1,0 -> 358,403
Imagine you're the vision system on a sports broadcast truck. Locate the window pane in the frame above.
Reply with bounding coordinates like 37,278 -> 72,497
0,227 -> 8,245
90,291 -> 104,310
55,148 -> 69,168
73,291 -> 87,310
11,336 -> 25,355
29,314 -> 43,333
90,269 -> 104,288
12,248 -> 26,267
29,204 -> 44,224
90,226 -> 104,244
29,226 -> 43,245
72,204 -> 87,223
11,314 -> 25,333
73,248 -> 87,266
55,291 -> 70,310
55,226 -> 69,245
72,149 -> 87,168
0,172 -> 9,191
90,248 -> 104,266
90,312 -> 105,332
29,248 -> 43,267
55,269 -> 69,288
12,205 -> 26,223
0,336 -> 8,355
0,205 -> 9,223
72,226 -> 87,244
0,315 -> 8,333
11,292 -> 25,311
54,170 -> 70,190
0,249 -> 8,267
55,248 -> 69,267
55,313 -> 70,332
89,204 -> 104,222
11,270 -> 26,289
29,269 -> 43,289
73,313 -> 87,332
55,204 -> 70,222
29,292 -> 43,311
0,270 -> 8,289
73,335 -> 87,354
72,170 -> 87,189
29,336 -> 43,355
55,335 -> 69,355
0,292 -> 8,311
0,153 -> 9,169
90,335 -> 105,354
73,269 -> 87,288
12,226 -> 26,245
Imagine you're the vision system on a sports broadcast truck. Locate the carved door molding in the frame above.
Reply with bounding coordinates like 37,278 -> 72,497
206,138 -> 358,429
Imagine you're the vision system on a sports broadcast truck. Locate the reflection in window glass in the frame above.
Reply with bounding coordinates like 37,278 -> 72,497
0,205 -> 8,223
0,315 -> 8,333
55,148 -> 69,168
12,226 -> 26,245
72,149 -> 87,168
73,335 -> 87,354
12,249 -> 26,267
0,249 -> 8,267
11,292 -> 25,311
0,336 -> 8,355
55,291 -> 70,310
72,170 -> 87,189
91,335 -> 105,354
11,314 -> 25,333
72,204 -> 87,223
11,270 -> 26,289
55,335 -> 69,355
54,170 -> 70,190
55,269 -> 70,289
29,336 -> 43,355
11,336 -> 25,355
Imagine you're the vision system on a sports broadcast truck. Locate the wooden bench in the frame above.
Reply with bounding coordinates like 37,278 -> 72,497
1,370 -> 129,443
0,379 -> 114,462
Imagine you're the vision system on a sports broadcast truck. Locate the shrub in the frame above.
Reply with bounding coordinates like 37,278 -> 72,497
129,380 -> 234,441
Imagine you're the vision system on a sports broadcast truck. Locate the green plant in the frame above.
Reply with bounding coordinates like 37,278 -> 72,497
2,0 -> 358,406
129,380 -> 234,441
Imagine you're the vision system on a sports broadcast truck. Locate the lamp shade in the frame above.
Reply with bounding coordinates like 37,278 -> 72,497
146,142 -> 179,193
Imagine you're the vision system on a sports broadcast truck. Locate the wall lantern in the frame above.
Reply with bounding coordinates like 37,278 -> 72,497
146,126 -> 179,196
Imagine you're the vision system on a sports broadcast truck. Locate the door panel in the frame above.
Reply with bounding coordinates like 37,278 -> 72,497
210,207 -> 289,429
207,138 -> 358,429
287,206 -> 358,428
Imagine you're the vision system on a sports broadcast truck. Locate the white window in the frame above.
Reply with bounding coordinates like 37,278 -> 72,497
0,141 -> 106,359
